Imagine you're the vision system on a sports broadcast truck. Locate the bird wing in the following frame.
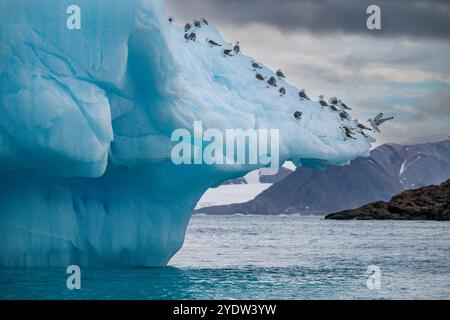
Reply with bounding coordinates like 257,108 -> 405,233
374,113 -> 384,122
375,117 -> 394,125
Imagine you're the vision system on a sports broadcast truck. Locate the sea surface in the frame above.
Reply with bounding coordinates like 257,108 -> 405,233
1,215 -> 449,300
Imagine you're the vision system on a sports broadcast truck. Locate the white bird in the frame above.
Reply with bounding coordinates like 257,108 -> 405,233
251,60 -> 263,71
299,89 -> 310,100
267,76 -> 277,88
354,119 -> 372,131
205,38 -> 221,47
368,119 -> 381,132
255,73 -> 265,81
341,126 -> 356,140
294,111 -> 303,120
368,113 -> 394,132
276,69 -> 286,79
233,41 -> 240,54
354,120 -> 371,138
337,99 -> 352,110
319,95 -> 328,107
328,97 -> 338,105
223,49 -> 233,57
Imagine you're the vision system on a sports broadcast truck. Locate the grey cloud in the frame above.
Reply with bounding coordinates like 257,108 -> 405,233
414,88 -> 450,118
293,63 -> 343,85
167,0 -> 450,40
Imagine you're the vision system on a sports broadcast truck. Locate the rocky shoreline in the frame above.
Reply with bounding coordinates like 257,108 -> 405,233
326,180 -> 450,221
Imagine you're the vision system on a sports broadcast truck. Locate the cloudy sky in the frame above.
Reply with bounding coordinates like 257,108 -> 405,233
166,0 -> 450,145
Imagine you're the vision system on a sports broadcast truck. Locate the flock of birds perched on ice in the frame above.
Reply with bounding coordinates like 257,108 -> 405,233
168,16 -> 394,141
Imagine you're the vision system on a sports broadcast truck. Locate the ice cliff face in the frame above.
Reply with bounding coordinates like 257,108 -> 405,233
0,0 -> 372,267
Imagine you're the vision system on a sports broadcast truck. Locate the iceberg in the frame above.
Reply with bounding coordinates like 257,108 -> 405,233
0,0 -> 372,267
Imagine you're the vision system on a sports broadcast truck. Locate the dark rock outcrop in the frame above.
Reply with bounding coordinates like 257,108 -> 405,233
326,180 -> 450,220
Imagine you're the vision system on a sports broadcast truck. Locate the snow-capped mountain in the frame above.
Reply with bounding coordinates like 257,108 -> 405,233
197,139 -> 450,215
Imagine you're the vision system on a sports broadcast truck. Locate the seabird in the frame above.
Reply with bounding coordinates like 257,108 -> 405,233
255,73 -> 265,82
189,32 -> 197,41
337,100 -> 352,110
184,33 -> 190,41
194,20 -> 201,28
184,23 -> 192,33
354,120 -> 372,131
267,76 -> 277,88
234,41 -> 240,54
276,69 -> 286,79
330,105 -> 339,112
319,95 -> 329,107
168,16 -> 175,24
342,126 -> 356,140
299,89 -> 310,100
368,113 -> 394,133
251,61 -> 263,70
206,38 -> 222,47
202,18 -> 209,25
223,49 -> 233,57
294,111 -> 303,120
279,87 -> 286,96
339,111 -> 350,120
329,97 -> 338,105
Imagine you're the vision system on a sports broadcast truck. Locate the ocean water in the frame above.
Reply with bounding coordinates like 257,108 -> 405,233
1,215 -> 449,300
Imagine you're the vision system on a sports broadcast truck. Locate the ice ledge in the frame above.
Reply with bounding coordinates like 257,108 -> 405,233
0,0 -> 372,267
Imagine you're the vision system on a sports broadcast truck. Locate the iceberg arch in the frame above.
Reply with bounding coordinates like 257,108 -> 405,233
0,0 -> 372,267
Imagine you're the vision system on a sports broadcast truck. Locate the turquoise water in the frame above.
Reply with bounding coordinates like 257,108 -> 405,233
1,215 -> 449,299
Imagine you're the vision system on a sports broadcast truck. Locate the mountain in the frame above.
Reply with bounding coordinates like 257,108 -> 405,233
400,134 -> 450,145
197,139 -> 450,215
326,179 -> 450,220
